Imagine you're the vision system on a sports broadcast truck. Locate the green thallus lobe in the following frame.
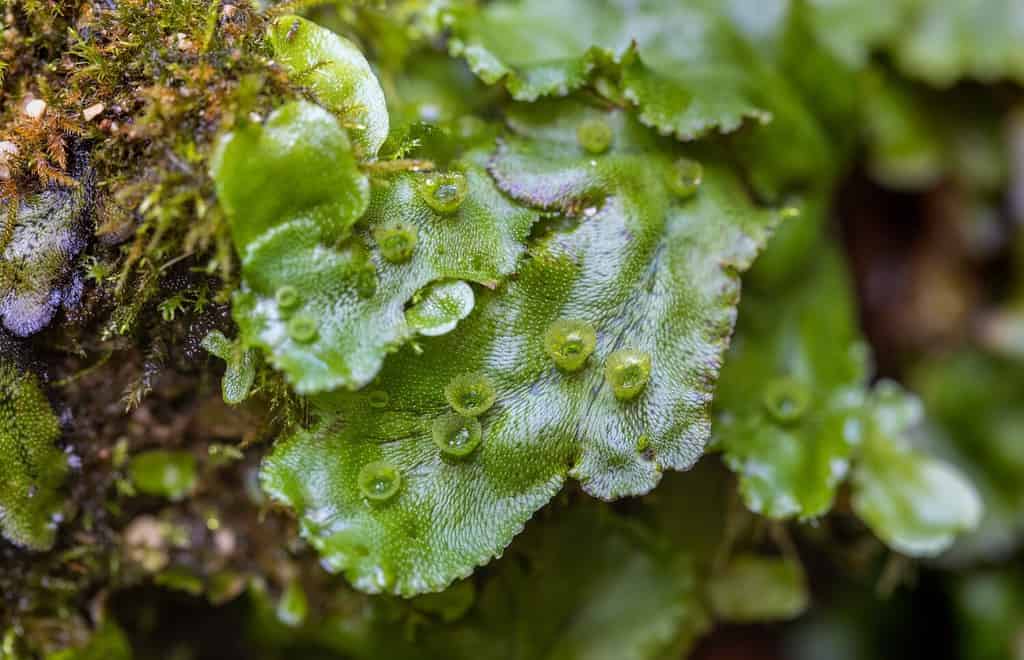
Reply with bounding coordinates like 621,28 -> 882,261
544,319 -> 597,371
605,349 -> 652,400
357,461 -> 402,502
419,172 -> 469,214
444,372 -> 497,416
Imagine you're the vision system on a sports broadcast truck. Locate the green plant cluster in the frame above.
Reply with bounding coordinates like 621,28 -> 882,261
1,0 -> 1024,658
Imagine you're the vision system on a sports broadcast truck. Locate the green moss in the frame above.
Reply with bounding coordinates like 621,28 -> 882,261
201,330 -> 257,405
0,158 -> 91,336
0,360 -> 67,550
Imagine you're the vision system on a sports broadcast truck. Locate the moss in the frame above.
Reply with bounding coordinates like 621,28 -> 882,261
0,359 -> 67,550
0,145 -> 91,336
1,0 -> 306,340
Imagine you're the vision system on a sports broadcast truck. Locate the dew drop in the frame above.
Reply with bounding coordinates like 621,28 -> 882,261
419,172 -> 468,214
543,319 -> 597,371
367,390 -> 390,409
374,224 -> 418,263
287,314 -> 318,344
666,158 -> 703,198
576,118 -> 613,154
432,414 -> 483,458
444,372 -> 496,417
357,461 -> 401,501
275,285 -> 301,311
762,377 -> 810,425
604,348 -> 651,400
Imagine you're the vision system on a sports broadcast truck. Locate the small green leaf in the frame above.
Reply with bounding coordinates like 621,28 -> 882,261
0,360 -> 67,550
260,100 -> 778,595
405,280 -> 475,336
715,249 -> 869,519
269,15 -> 390,157
851,382 -> 983,557
210,101 -> 370,259
128,449 -> 198,501
708,554 -> 809,623
201,331 -> 257,405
